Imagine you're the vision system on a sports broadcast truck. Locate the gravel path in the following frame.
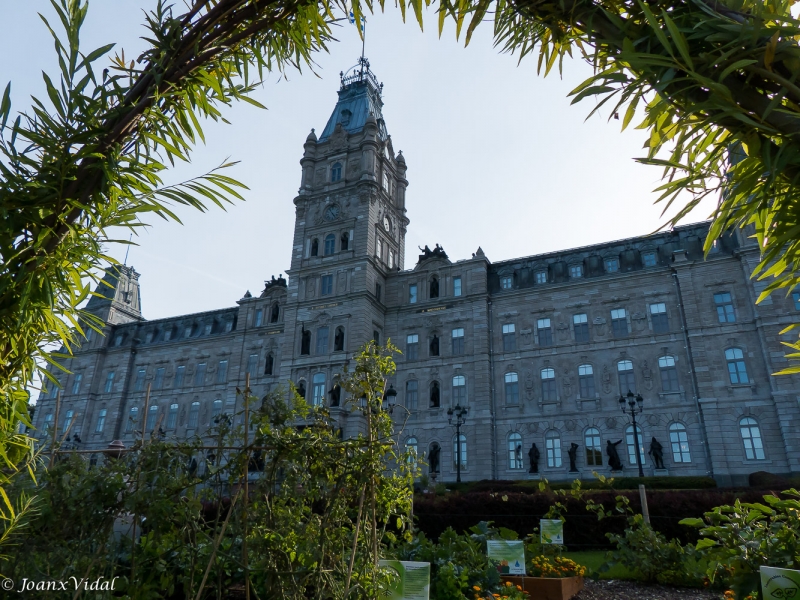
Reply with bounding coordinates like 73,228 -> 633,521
574,580 -> 724,600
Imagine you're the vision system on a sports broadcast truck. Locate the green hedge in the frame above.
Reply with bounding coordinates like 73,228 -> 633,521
439,476 -> 716,495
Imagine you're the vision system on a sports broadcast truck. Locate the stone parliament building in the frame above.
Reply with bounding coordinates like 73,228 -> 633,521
33,60 -> 800,487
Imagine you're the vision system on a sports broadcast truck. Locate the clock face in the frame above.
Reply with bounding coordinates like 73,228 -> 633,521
324,204 -> 340,221
383,216 -> 390,231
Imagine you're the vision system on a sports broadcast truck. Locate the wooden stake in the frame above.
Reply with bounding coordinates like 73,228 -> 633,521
131,383 -> 151,587
140,384 -> 151,444
639,484 -> 651,525
49,391 -> 61,469
193,490 -> 241,600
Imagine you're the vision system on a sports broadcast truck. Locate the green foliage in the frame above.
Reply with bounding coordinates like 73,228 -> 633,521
681,489 -> 800,599
3,343 -> 414,599
0,0 -> 345,476
410,0 -> 800,371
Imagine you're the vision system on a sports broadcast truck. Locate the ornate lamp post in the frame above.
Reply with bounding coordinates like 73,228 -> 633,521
447,404 -> 468,483
619,390 -> 645,478
382,384 -> 397,413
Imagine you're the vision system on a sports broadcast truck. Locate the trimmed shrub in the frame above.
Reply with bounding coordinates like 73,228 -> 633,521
414,488 -> 767,549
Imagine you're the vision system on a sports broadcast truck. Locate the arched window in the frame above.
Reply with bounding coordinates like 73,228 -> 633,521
505,372 -> 519,405
541,368 -> 557,402
452,375 -> 466,405
43,412 -> 54,433
669,423 -> 691,463
341,231 -> 349,251
388,250 -> 394,269
95,408 -> 107,433
429,381 -> 440,408
585,427 -> 602,466
331,162 -> 342,182
334,326 -> 345,352
125,406 -> 138,433
311,373 -> 326,407
545,431 -> 562,468
508,432 -> 523,469
270,302 -> 280,323
726,348 -> 750,384
310,238 -> 319,257
617,360 -> 636,394
430,276 -> 439,299
625,425 -> 646,466
740,417 -> 765,460
147,405 -> 159,431
659,356 -> 680,391
578,365 -> 595,398
324,234 -> 336,255
406,437 -> 418,465
405,380 -> 418,410
211,399 -> 222,422
167,403 -> 179,429
453,434 -> 467,469
188,401 -> 200,429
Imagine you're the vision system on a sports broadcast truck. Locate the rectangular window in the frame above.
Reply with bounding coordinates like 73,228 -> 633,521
650,303 -> 669,333
452,376 -> 467,405
104,371 -> 115,393
643,252 -> 658,267
541,378 -> 557,402
611,308 -> 628,337
167,403 -> 178,429
216,360 -> 228,384
62,409 -> 74,433
502,323 -> 516,352
409,284 -> 417,304
188,402 -> 200,429
174,365 -> 185,388
134,368 -> 146,392
537,318 -> 553,347
375,283 -> 382,302
406,334 -> 419,360
569,265 -> 583,278
146,405 -> 158,432
203,323 -> 212,335
321,275 -> 333,296
535,271 -> 547,284
505,372 -> 519,405
578,365 -> 595,398
255,309 -> 263,327
605,258 -> 619,273
714,292 -> 736,323
573,313 -> 589,343
546,435 -> 562,468
316,327 -> 329,355
405,381 -> 418,410
452,328 -> 465,355
154,367 -> 165,390
194,363 -> 206,387
585,430 -> 602,466
71,373 -> 82,395
247,354 -> 259,377
500,275 -> 512,289
453,277 -> 462,297
95,408 -> 107,433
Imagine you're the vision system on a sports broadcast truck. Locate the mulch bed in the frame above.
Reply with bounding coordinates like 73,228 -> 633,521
574,579 -> 724,600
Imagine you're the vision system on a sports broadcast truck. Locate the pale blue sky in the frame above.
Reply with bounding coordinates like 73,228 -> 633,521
1,1 -> 713,320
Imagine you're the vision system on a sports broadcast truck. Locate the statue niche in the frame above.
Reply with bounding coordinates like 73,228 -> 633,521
528,443 -> 540,474
334,327 -> 345,352
429,334 -> 440,357
428,442 -> 441,474
430,381 -> 440,408
300,328 -> 311,355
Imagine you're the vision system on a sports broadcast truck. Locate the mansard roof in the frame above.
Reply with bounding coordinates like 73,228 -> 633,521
319,58 -> 387,141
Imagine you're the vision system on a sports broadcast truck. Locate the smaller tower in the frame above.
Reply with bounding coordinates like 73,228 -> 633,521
85,265 -> 143,324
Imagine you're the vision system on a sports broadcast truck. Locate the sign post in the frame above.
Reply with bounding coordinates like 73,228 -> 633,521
540,519 -> 564,545
379,560 -> 430,600
487,540 -> 526,575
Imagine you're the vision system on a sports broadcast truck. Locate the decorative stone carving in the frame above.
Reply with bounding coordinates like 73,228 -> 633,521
632,312 -> 647,332
564,419 -> 576,432
602,365 -> 612,394
605,416 -> 618,430
527,421 -> 539,433
520,328 -> 532,347
642,360 -> 653,391
648,414 -> 660,426
557,322 -> 570,342
563,370 -> 573,397
525,373 -> 534,401
593,317 -> 607,337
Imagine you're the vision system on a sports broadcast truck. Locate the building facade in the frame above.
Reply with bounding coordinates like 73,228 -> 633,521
33,61 -> 800,487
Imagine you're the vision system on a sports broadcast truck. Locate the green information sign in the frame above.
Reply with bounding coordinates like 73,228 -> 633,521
540,519 -> 564,545
761,566 -> 800,598
379,560 -> 431,600
487,540 -> 526,575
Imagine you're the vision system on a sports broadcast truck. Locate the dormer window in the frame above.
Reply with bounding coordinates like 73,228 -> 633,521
569,265 -> 583,278
340,109 -> 352,126
331,162 -> 342,182
500,275 -> 512,290
643,252 -> 658,267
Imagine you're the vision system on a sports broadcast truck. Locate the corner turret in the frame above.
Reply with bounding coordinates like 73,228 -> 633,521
85,265 -> 143,324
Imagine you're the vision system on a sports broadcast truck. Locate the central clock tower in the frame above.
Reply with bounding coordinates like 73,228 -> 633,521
278,59 -> 409,410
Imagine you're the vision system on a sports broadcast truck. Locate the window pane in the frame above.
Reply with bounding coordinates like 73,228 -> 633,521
454,277 -> 462,297
247,354 -> 259,377
406,381 -> 418,410
452,328 -> 465,354
154,368 -> 164,390
569,265 -> 583,278
175,365 -> 185,388
316,327 -> 329,355
505,372 -> 519,405
714,292 -> 736,323
605,258 -> 619,273
500,276 -> 512,289
167,403 -> 178,429
578,363 -> 596,397
255,309 -> 263,327
585,428 -> 602,466
535,271 -> 547,284
669,423 -> 691,463
625,425 -> 646,466
324,235 -> 335,255
312,373 -> 326,406
188,402 -> 200,429
453,435 -> 467,469
321,275 -> 333,296
216,360 -> 228,384
95,409 -> 107,433
643,252 -> 657,267
508,433 -> 523,469
546,433 -> 562,468
407,333 -> 419,360
195,363 -> 206,386
409,284 -> 417,304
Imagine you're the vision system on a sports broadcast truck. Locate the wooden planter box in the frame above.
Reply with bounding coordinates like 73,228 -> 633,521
502,575 -> 584,600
